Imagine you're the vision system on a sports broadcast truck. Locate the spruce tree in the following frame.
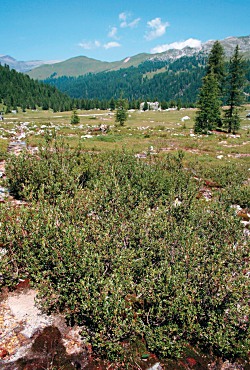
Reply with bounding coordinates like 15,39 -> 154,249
194,70 -> 221,133
194,42 -> 225,133
207,40 -> 225,95
224,45 -> 246,133
115,97 -> 128,126
142,101 -> 148,111
71,108 -> 80,124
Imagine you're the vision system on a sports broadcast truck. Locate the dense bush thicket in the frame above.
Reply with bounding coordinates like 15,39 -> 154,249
1,139 -> 249,362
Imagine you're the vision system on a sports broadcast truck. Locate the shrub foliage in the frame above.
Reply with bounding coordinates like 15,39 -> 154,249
1,139 -> 249,362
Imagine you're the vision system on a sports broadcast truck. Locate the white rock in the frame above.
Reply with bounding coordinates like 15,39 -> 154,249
147,363 -> 163,370
81,135 -> 93,139
7,290 -> 53,339
230,204 -> 242,212
173,198 -> 182,207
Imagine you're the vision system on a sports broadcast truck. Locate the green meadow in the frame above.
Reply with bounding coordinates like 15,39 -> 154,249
1,106 -> 250,165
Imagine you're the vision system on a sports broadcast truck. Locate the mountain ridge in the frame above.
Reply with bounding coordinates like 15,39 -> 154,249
25,35 -> 250,80
0,55 -> 60,73
1,35 -> 249,79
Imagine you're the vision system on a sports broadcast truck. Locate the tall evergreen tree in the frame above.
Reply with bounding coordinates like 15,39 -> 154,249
194,70 -> 221,133
207,41 -> 225,94
142,101 -> 148,111
115,97 -> 128,126
194,42 -> 226,133
224,45 -> 246,133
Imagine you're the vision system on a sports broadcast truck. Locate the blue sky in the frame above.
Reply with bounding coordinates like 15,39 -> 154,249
0,0 -> 249,62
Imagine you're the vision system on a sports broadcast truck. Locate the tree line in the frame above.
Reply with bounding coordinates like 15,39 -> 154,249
0,62 -> 195,114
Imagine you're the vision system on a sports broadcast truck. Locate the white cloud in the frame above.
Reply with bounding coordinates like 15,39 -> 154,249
78,39 -> 121,51
145,17 -> 169,41
127,18 -> 141,28
108,26 -> 118,39
119,12 -> 141,28
78,40 -> 101,50
150,38 -> 202,53
119,12 -> 127,21
103,41 -> 121,49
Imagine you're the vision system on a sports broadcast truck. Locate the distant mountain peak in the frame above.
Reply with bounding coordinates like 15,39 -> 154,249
0,55 -> 17,62
0,55 -> 61,73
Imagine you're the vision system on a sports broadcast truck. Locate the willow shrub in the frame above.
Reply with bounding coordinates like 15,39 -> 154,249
0,146 -> 249,361
193,161 -> 250,208
4,135 -> 92,202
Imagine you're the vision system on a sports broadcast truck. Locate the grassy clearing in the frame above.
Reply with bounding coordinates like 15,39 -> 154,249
1,105 -> 250,165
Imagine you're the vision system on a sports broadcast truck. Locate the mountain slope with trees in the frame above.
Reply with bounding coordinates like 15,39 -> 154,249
0,64 -> 73,112
43,54 -> 250,106
43,55 -> 208,105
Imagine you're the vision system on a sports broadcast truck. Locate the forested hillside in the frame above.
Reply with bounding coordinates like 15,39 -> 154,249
43,55 -> 206,105
0,64 -> 73,112
1,53 -> 249,113
43,55 -> 250,105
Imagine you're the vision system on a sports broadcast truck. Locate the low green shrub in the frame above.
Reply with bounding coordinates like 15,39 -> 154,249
1,144 -> 249,362
4,136 -> 90,202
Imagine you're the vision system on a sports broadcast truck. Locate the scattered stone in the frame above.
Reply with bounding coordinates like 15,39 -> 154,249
0,348 -> 9,359
0,248 -> 7,260
81,134 -> 93,139
135,152 -> 147,158
220,360 -> 244,370
186,357 -> 197,366
173,198 -> 182,207
243,228 -> 250,238
0,186 -> 9,202
237,210 -> 250,221
181,116 -> 190,122
241,220 -> 250,229
219,140 -> 228,145
231,204 -> 242,212
7,141 -> 26,155
197,188 -> 212,201
147,362 -> 163,370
